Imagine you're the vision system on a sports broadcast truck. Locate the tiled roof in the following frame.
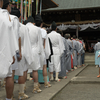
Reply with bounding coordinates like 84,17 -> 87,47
43,0 -> 100,11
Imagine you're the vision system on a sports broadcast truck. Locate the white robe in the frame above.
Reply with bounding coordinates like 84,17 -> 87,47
0,8 -> 18,78
26,23 -> 44,70
39,28 -> 51,70
15,23 -> 33,76
10,15 -> 21,71
48,31 -> 65,72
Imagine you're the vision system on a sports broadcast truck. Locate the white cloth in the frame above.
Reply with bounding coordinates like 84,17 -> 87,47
39,28 -> 51,70
10,15 -> 21,71
48,31 -> 65,72
15,23 -> 33,76
6,66 -> 13,77
10,15 -> 21,41
0,8 -> 18,78
26,23 -> 44,70
49,55 -> 61,72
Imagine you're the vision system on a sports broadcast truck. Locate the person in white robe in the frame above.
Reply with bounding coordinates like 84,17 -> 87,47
0,0 -> 18,100
94,39 -> 100,68
94,39 -> 100,78
26,16 -> 44,93
35,14 -> 51,87
48,21 -> 64,82
17,22 -> 33,99
11,8 -> 32,99
10,10 -> 22,79
7,7 -> 22,100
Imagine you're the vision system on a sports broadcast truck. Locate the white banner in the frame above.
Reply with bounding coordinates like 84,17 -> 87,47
54,23 -> 100,31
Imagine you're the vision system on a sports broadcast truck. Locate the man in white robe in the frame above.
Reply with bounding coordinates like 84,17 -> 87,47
35,14 -> 51,87
26,16 -> 44,93
10,10 -> 22,80
17,22 -> 33,99
3,2 -> 23,99
0,0 -> 18,100
48,21 -> 64,82
11,8 -> 32,99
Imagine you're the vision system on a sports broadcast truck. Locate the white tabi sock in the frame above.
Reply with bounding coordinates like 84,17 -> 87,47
50,74 -> 53,80
27,73 -> 30,80
55,72 -> 59,80
34,82 -> 38,88
44,76 -> 48,84
19,84 -> 24,93
24,82 -> 26,87
6,98 -> 12,100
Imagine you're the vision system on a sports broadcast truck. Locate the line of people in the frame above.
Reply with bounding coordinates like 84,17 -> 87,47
54,32 -> 86,79
0,0 -> 85,100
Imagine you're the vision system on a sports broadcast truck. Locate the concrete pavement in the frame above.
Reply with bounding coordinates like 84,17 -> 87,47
52,65 -> 100,100
0,65 -> 88,100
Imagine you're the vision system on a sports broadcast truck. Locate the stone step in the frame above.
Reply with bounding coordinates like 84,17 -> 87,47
85,53 -> 95,55
85,56 -> 94,59
88,64 -> 95,66
85,60 -> 95,62
85,63 -> 95,65
84,53 -> 95,62
84,59 -> 95,65
71,77 -> 100,84
85,58 -> 95,61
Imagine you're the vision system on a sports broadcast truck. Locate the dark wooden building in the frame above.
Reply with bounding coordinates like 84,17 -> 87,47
41,0 -> 100,52
42,0 -> 100,24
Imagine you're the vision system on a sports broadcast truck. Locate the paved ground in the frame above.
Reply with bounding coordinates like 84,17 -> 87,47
0,65 -> 87,100
52,83 -> 100,100
52,65 -> 100,100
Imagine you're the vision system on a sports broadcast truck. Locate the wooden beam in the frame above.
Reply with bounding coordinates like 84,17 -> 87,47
43,20 -> 100,26
51,0 -> 58,7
